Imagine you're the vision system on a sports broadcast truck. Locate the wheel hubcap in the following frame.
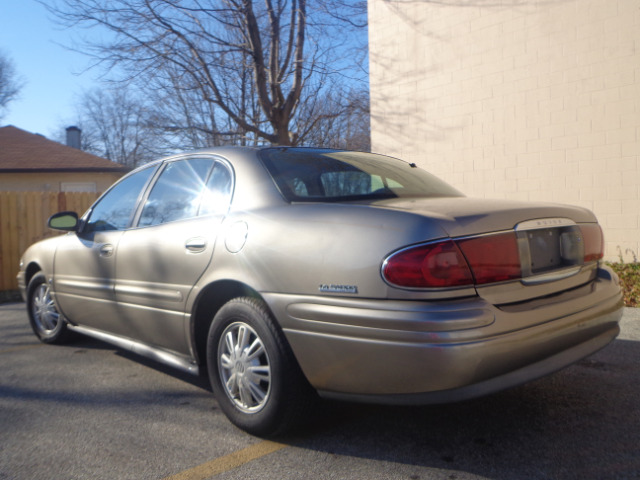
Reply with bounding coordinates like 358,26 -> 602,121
32,284 -> 60,333
218,322 -> 271,413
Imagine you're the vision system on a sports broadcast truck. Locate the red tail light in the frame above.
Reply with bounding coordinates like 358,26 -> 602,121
580,224 -> 604,262
382,240 -> 473,288
456,232 -> 522,284
383,225 -> 602,290
383,233 -> 521,289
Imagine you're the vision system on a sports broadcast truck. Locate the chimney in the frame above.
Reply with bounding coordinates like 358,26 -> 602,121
66,126 -> 81,149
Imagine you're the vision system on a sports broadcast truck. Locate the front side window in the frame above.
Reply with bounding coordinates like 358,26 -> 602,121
259,148 -> 464,202
84,166 -> 155,232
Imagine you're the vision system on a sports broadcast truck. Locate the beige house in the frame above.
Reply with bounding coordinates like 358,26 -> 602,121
369,0 -> 640,262
0,125 -> 128,193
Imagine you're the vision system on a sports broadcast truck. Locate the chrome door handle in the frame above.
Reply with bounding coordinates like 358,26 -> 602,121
99,244 -> 114,257
185,237 -> 207,253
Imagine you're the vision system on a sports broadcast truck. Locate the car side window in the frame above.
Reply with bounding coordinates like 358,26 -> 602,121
199,163 -> 232,216
138,158 -> 214,227
84,166 -> 155,232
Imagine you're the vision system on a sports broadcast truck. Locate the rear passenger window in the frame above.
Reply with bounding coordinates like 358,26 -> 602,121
139,158 -> 212,227
199,163 -> 233,216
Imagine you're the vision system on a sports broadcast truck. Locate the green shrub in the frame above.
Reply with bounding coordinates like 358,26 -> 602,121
607,262 -> 640,307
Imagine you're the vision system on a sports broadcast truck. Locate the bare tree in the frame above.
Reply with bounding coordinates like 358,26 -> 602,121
295,86 -> 370,151
42,0 -> 368,146
77,88 -> 154,167
0,51 -> 24,121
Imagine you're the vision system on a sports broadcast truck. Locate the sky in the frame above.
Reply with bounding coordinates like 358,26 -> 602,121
0,1 -> 369,142
0,1 -> 100,139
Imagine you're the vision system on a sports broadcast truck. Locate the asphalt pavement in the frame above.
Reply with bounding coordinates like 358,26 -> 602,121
1,302 -> 639,480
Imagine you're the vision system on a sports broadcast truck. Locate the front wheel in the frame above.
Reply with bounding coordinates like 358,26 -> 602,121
27,273 -> 74,344
207,297 -> 314,436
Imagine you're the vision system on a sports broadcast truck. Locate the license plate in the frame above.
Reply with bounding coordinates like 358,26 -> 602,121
524,227 -> 583,274
528,228 -> 562,274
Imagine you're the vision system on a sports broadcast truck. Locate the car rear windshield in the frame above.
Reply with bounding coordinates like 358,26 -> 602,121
259,148 -> 463,202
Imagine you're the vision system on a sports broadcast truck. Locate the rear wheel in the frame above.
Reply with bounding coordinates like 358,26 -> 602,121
27,273 -> 73,344
207,297 -> 313,436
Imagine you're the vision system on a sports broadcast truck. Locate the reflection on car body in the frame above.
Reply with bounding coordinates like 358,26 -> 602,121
18,147 -> 623,436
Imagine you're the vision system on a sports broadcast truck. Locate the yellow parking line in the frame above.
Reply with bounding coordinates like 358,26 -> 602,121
162,440 -> 287,480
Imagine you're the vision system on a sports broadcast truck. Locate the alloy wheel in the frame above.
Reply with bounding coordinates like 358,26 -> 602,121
218,322 -> 272,413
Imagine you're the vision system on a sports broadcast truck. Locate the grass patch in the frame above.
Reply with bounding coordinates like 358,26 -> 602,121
607,262 -> 640,307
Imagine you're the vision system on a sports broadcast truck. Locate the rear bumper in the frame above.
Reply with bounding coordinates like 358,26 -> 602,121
264,265 -> 623,404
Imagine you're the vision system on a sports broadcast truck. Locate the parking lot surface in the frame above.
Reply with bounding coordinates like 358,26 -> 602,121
1,302 -> 639,480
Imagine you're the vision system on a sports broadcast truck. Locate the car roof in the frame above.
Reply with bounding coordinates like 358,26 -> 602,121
131,146 -> 347,171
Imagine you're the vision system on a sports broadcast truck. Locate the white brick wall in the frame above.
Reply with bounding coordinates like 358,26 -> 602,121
369,0 -> 640,262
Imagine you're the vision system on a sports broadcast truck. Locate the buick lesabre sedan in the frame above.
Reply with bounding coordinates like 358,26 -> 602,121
18,147 -> 623,436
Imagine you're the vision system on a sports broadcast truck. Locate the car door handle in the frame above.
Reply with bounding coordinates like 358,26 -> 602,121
99,244 -> 114,257
185,237 -> 207,253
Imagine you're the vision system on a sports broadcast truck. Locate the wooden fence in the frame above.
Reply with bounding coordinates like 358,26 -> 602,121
0,191 -> 100,292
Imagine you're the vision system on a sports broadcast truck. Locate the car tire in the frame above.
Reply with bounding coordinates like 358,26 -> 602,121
27,273 -> 74,344
207,297 -> 314,437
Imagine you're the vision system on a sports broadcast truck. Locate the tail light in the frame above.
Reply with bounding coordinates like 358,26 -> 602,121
456,232 -> 522,284
382,240 -> 473,288
382,225 -> 603,289
382,233 -> 521,289
580,224 -> 604,262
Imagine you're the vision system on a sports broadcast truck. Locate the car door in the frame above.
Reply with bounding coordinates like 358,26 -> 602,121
113,157 -> 233,355
52,165 -> 157,335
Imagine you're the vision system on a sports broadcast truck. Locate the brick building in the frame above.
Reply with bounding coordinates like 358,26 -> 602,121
369,0 -> 640,261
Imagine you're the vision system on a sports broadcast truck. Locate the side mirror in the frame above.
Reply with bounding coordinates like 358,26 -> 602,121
48,211 -> 79,232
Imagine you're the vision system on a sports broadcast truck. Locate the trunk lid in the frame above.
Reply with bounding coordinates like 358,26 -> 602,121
372,196 -> 597,238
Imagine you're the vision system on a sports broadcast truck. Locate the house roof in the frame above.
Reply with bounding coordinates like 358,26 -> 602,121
0,125 -> 129,173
